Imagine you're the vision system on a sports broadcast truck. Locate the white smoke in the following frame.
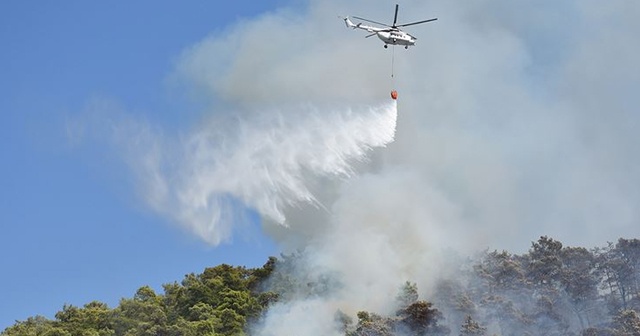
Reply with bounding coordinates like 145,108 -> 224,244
254,169 -> 466,335
257,299 -> 345,336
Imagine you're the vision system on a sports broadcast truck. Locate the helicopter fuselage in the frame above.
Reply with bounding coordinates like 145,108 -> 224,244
376,30 -> 416,47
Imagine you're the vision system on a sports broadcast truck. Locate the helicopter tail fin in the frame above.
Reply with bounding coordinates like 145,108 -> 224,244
343,16 -> 357,29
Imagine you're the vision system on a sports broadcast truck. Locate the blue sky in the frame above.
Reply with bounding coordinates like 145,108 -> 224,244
0,1 -> 288,329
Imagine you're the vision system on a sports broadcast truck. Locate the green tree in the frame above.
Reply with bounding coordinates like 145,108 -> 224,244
111,286 -> 168,335
54,301 -> 113,336
216,308 -> 245,335
349,311 -> 394,336
2,316 -> 55,336
397,300 -> 449,335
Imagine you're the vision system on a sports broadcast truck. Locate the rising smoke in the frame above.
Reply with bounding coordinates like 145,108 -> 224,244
106,0 -> 640,334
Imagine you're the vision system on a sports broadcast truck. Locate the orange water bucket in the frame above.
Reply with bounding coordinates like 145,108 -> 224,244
390,90 -> 398,100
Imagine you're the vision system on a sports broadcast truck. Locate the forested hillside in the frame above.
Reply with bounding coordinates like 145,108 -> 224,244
346,237 -> 640,336
4,237 -> 640,335
1,260 -> 278,336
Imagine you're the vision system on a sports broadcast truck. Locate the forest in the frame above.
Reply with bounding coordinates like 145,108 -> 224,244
3,236 -> 640,335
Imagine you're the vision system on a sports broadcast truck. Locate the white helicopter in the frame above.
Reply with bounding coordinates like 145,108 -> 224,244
343,4 -> 437,49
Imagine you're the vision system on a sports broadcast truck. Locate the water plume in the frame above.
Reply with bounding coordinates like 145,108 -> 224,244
137,102 -> 397,245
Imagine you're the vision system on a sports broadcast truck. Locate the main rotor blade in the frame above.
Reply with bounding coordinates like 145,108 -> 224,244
393,4 -> 399,27
352,16 -> 391,28
397,18 -> 438,28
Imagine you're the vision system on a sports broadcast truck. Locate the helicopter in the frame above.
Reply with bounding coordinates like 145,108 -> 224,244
343,4 -> 437,49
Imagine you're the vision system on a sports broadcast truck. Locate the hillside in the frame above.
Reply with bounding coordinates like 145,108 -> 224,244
4,237 -> 640,335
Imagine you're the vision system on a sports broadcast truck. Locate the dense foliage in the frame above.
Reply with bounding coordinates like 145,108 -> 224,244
4,237 -> 640,335
2,258 -> 277,336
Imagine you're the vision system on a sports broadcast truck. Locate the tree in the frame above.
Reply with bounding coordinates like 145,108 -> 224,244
459,315 -> 486,335
216,308 -> 245,335
597,240 -> 640,312
396,281 -> 419,308
433,279 -> 476,332
1,316 -> 55,336
349,311 -> 395,336
475,250 -> 527,292
346,282 -> 449,336
526,236 -> 564,287
54,301 -> 113,336
559,246 -> 600,328
247,256 -> 277,291
581,327 -> 614,336
612,309 -> 640,336
479,294 -> 532,335
397,300 -> 449,335
391,281 -> 446,334
112,296 -> 167,335
43,328 -> 72,336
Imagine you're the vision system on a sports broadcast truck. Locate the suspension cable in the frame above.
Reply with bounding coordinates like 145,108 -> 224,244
391,45 -> 395,78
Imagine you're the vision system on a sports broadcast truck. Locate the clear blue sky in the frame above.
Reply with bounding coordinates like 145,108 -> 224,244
0,1 -> 287,329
